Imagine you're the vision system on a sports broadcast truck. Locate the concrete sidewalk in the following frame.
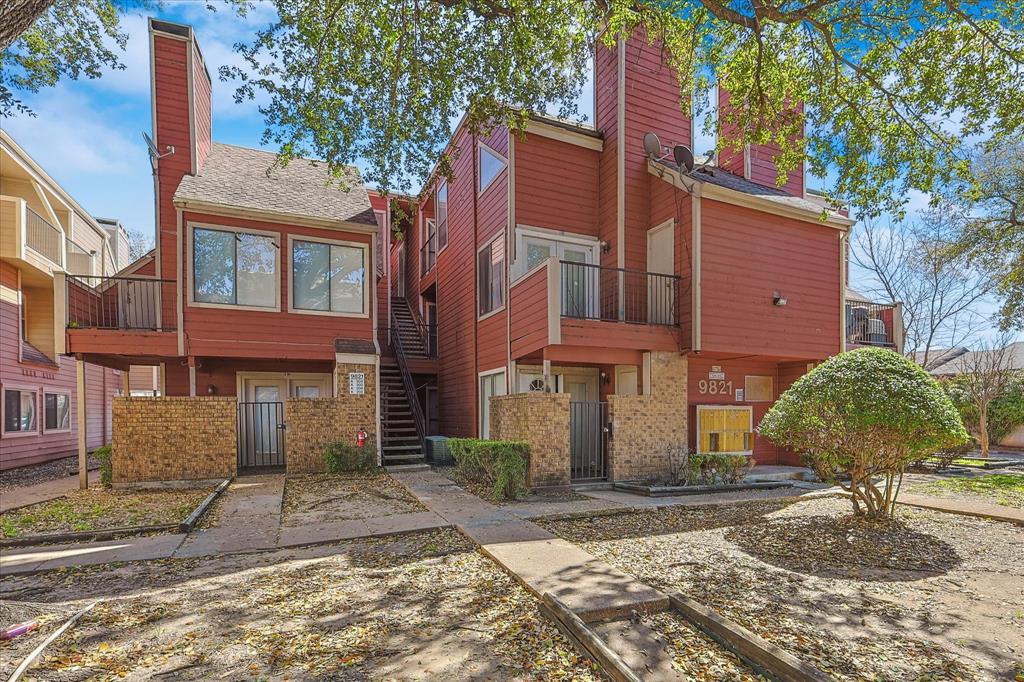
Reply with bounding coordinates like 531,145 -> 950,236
1,474 -> 450,576
392,469 -> 669,622
0,470 -> 100,513
898,493 -> 1024,526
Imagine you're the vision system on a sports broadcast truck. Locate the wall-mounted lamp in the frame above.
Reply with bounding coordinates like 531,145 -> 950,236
600,371 -> 610,386
206,384 -> 217,395
772,291 -> 788,307
599,240 -> 611,254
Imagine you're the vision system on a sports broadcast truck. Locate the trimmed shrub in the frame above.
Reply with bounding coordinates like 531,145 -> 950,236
323,439 -> 377,473
760,347 -> 968,518
658,447 -> 752,486
94,444 -> 113,488
449,438 -> 529,501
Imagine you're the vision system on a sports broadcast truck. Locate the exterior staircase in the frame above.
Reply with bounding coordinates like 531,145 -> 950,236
379,298 -> 434,467
379,361 -> 425,466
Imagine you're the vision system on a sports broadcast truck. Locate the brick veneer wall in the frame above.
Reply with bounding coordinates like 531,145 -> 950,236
490,392 -> 571,487
112,397 -> 236,484
285,361 -> 378,474
608,352 -> 688,482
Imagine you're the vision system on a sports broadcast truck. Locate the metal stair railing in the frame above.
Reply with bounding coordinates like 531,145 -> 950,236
389,310 -> 427,454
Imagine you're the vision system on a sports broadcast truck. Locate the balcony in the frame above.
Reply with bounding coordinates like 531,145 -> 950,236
65,239 -> 97,276
62,274 -> 179,359
420,236 -> 436,275
509,258 -> 681,362
845,299 -> 900,350
1,196 -> 66,278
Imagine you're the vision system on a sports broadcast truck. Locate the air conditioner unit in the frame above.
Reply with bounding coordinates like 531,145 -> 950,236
424,436 -> 452,465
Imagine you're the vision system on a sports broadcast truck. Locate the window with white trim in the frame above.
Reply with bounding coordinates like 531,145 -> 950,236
3,388 -> 37,434
44,392 -> 70,432
193,227 -> 277,307
479,145 -> 506,192
477,236 -> 505,316
292,239 -> 366,314
436,182 -> 448,250
479,370 -> 507,438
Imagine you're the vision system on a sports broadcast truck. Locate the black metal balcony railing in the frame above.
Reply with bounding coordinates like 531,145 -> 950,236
66,275 -> 175,331
846,300 -> 896,347
560,261 -> 680,326
25,207 -> 64,266
378,323 -> 438,358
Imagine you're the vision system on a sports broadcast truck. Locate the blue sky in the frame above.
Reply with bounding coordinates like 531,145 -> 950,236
5,0 -> 1007,343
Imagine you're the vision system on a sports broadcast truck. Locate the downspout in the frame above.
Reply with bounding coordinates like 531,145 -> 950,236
472,132 -> 480,435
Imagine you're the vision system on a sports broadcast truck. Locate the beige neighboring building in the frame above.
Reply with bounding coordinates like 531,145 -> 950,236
0,130 -> 125,469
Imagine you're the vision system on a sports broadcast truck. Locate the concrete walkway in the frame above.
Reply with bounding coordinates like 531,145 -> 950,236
0,470 -> 100,513
0,474 -> 449,576
392,469 -> 668,622
898,493 -> 1024,526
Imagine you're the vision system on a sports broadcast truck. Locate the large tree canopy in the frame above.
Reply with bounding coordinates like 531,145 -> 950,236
4,0 -> 1024,217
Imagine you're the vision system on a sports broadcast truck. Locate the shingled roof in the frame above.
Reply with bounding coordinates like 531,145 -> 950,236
174,143 -> 377,227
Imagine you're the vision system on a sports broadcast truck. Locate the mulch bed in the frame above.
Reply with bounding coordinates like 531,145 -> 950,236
435,465 -> 591,505
0,455 -> 99,494
280,472 -> 426,527
0,486 -> 216,539
540,496 -> 1024,681
0,528 -> 603,681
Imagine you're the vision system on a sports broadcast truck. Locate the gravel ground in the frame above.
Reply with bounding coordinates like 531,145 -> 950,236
0,528 -> 601,681
281,472 -> 426,527
0,455 -> 99,493
0,485 -> 215,538
539,496 -> 1024,681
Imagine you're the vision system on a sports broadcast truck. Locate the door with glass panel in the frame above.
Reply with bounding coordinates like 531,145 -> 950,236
479,371 -> 506,439
238,379 -> 286,469
521,237 -> 596,319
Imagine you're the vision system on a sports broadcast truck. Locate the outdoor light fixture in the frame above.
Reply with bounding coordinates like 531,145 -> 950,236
206,384 -> 217,395
600,240 -> 611,254
773,291 -> 788,307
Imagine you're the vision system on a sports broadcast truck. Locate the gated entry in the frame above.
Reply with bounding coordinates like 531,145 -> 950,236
569,401 -> 608,481
237,401 -> 286,469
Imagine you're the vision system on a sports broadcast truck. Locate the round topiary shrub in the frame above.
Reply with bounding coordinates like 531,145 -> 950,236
759,347 -> 968,518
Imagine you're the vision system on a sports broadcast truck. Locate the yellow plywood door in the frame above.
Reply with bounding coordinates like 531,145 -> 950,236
698,407 -> 752,453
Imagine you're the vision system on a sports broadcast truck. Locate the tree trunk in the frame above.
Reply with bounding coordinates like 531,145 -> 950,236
0,0 -> 54,50
979,404 -> 989,458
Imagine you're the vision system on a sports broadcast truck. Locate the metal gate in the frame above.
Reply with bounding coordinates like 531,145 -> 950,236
570,401 -> 608,481
237,402 -> 286,469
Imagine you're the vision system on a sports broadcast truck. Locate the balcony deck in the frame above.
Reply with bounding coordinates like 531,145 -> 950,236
845,299 -> 900,351
510,259 -> 683,363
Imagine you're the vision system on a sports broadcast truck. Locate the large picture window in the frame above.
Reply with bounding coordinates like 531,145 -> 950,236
477,236 -> 505,317
3,388 -> 37,434
193,227 -> 278,308
44,392 -> 70,432
292,239 -> 366,314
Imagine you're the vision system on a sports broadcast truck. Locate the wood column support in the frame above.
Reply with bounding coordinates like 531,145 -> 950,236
76,358 -> 87,490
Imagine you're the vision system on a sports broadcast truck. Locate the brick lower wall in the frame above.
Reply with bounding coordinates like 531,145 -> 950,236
608,352 -> 688,482
490,392 -> 571,487
112,397 -> 236,484
286,362 -> 378,474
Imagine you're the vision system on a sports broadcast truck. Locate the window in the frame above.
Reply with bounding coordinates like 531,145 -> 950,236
292,239 -> 366,314
479,370 -> 507,438
3,388 -> 37,434
422,219 -> 437,274
436,182 -> 448,251
477,236 -> 505,317
44,392 -> 70,432
193,227 -> 277,308
479,144 -> 507,192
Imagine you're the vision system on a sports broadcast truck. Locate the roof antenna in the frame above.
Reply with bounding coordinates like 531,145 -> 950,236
142,132 -> 175,170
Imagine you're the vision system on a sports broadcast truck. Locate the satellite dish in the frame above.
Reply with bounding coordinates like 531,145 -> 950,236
643,132 -> 662,158
673,144 -> 695,171
142,131 -> 159,157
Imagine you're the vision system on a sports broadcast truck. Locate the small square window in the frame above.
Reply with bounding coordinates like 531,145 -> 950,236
3,389 -> 37,434
44,393 -> 70,431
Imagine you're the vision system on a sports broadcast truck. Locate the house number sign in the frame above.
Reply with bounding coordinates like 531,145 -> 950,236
698,379 -> 733,395
348,372 -> 365,395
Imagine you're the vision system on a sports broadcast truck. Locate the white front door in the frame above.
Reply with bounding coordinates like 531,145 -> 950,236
646,222 -> 675,324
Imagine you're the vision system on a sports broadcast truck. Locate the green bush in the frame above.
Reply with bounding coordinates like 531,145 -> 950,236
688,452 -> 754,485
760,347 -> 968,518
449,438 -> 529,501
323,439 -> 378,473
93,444 -> 113,488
